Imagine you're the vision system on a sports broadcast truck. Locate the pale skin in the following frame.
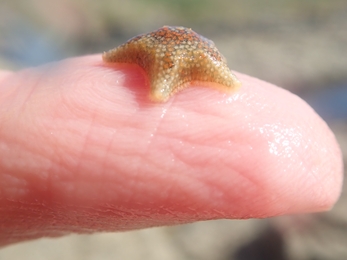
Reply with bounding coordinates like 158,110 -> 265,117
0,55 -> 343,247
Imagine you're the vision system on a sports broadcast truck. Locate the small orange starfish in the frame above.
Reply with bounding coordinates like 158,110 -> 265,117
103,26 -> 241,102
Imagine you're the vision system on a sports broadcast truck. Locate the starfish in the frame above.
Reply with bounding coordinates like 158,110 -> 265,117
102,26 -> 241,102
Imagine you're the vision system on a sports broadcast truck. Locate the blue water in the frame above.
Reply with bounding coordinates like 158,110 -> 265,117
301,83 -> 347,121
1,17 -> 65,68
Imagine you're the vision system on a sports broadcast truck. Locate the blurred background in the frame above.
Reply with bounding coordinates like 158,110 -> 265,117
0,0 -> 346,259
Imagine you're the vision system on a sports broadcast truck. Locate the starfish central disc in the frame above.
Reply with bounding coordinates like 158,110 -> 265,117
103,26 -> 241,102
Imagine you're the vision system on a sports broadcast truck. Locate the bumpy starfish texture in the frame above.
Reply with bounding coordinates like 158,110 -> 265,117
102,26 -> 241,102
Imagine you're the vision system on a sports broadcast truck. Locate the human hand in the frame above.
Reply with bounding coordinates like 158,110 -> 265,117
0,55 -> 343,246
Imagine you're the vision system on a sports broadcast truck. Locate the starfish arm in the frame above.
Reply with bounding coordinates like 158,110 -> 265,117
102,26 -> 242,102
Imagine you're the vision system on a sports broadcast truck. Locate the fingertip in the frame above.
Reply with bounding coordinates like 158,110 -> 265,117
0,55 -> 343,245
0,70 -> 13,82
